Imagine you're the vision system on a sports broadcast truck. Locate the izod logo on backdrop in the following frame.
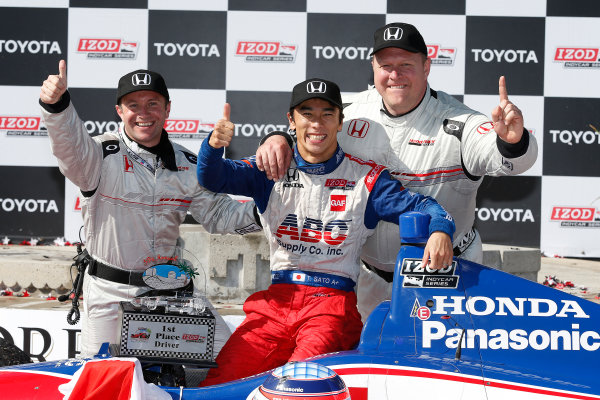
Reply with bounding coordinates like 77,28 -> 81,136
554,47 -> 600,68
428,44 -> 457,66
77,38 -> 138,59
164,119 -> 214,139
235,41 -> 297,62
0,116 -> 46,136
550,206 -> 600,228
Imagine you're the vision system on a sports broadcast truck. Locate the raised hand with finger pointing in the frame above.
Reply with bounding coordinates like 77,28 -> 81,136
209,103 -> 235,149
491,75 -> 525,144
40,60 -> 68,105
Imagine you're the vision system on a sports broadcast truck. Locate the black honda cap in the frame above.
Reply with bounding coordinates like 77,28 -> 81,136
370,22 -> 427,56
290,78 -> 342,109
116,69 -> 170,104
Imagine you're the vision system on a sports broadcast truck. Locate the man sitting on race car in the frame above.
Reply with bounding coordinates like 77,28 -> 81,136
196,78 -> 455,385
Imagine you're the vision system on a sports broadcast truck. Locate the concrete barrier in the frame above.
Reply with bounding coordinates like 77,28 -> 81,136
0,227 -> 541,300
482,244 -> 541,282
0,246 -> 73,294
178,225 -> 271,303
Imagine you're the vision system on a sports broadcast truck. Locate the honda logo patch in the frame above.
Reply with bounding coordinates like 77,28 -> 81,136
307,81 -> 326,94
286,168 -> 300,182
123,155 -> 134,173
347,119 -> 370,138
384,27 -> 403,41
132,73 -> 151,86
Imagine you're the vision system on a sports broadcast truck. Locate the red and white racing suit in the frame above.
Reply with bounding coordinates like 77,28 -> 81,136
40,92 -> 260,357
339,86 -> 538,319
197,140 -> 454,385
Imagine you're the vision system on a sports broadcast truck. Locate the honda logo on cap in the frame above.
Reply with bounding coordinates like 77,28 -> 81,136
307,81 -> 326,94
132,73 -> 151,86
384,27 -> 403,41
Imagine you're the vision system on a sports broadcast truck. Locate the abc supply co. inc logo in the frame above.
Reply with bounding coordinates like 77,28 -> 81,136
236,41 -> 297,62
550,204 -> 600,228
0,116 -> 46,136
554,47 -> 600,68
77,38 -> 138,59
427,44 -> 456,66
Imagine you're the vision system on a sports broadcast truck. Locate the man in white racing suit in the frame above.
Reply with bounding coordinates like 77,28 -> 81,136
39,61 -> 261,357
256,22 -> 538,320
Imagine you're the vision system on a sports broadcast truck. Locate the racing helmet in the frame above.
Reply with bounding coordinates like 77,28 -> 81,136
252,361 -> 350,400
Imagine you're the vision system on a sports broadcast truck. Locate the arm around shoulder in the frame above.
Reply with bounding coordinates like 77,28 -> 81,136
255,130 -> 294,181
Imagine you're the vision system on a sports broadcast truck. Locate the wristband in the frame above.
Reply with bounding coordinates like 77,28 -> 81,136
39,90 -> 71,114
496,127 -> 529,158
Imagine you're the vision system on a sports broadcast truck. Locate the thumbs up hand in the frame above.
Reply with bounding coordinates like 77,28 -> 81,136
209,103 -> 235,149
40,59 -> 68,104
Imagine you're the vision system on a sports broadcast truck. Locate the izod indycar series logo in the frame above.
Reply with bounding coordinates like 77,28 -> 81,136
0,116 -> 46,136
401,258 -> 459,288
235,41 -> 297,62
422,295 -> 597,352
550,205 -> 600,228
427,44 -> 456,65
77,38 -> 138,59
325,179 -> 356,191
164,119 -> 214,139
554,47 -> 600,68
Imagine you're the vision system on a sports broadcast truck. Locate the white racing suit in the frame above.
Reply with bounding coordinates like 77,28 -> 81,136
40,92 -> 260,357
339,86 -> 538,320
